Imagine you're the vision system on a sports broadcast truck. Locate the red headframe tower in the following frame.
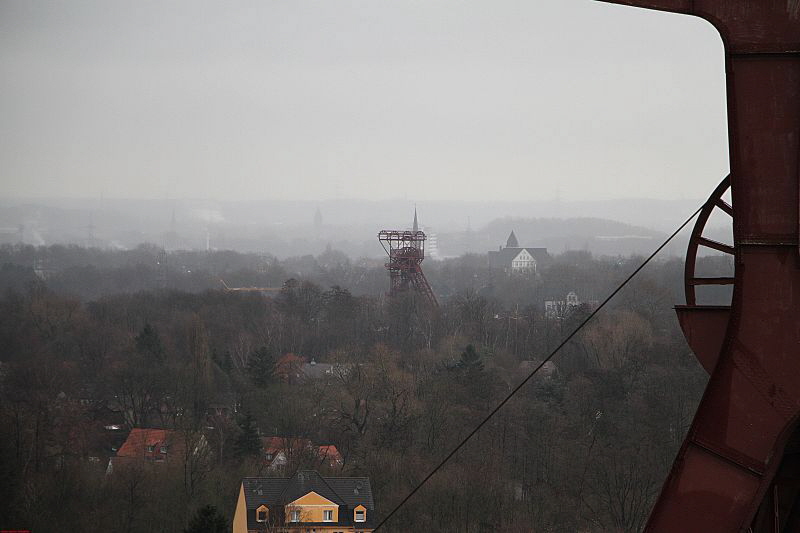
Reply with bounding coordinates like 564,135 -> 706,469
378,209 -> 438,307
599,1 -> 800,531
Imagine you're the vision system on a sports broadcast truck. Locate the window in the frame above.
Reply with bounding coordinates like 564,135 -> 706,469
256,505 -> 268,522
290,510 -> 300,522
146,445 -> 155,452
160,446 -> 167,454
355,509 -> 365,522
323,510 -> 333,522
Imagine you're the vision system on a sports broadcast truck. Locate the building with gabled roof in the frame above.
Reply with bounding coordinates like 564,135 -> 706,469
107,428 -> 207,474
262,437 -> 344,472
317,445 -> 344,468
116,428 -> 185,462
488,230 -> 549,274
233,470 -> 375,532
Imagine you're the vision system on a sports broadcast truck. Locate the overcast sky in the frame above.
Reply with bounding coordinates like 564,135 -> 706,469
0,0 -> 728,203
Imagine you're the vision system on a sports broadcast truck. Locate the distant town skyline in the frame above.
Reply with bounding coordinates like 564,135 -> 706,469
1,1 -> 728,203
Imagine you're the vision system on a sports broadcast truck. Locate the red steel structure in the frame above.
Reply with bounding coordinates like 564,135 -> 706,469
600,1 -> 800,531
378,229 -> 438,307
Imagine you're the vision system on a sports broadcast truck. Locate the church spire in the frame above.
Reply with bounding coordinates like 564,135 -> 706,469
413,206 -> 419,232
506,230 -> 519,248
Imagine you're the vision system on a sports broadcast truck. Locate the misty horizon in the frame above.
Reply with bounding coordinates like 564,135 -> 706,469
0,193 -> 731,261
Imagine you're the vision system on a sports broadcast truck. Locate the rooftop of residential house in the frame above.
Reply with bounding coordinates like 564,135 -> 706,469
241,470 -> 374,529
261,437 -> 343,466
115,428 -> 187,461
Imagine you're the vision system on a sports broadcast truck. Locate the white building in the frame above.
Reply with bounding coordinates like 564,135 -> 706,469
488,231 -> 549,274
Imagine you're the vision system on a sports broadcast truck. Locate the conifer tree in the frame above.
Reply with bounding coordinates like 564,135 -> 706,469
234,413 -> 261,458
184,505 -> 227,533
135,322 -> 164,362
459,344 -> 484,373
248,346 -> 277,388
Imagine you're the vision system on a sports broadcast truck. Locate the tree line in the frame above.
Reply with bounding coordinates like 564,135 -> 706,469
0,244 -> 727,532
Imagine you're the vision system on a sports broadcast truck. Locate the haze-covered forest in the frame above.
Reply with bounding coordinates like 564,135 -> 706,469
0,243 -> 733,532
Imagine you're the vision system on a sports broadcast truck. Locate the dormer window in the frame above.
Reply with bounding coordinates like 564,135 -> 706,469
146,445 -> 155,453
256,505 -> 268,522
355,508 -> 365,522
159,446 -> 167,454
289,510 -> 300,522
323,510 -> 333,522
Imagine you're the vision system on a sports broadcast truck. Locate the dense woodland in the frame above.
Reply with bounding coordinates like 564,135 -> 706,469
0,243 -> 733,532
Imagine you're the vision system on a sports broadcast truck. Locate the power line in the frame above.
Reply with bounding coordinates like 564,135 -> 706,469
372,203 -> 704,531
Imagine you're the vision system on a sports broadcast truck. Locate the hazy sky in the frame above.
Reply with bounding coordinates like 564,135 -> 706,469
0,0 -> 728,203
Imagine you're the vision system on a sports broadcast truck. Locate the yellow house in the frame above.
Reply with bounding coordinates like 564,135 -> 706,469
232,470 -> 374,533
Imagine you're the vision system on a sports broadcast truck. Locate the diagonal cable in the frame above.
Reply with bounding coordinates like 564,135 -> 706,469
373,203 -> 704,531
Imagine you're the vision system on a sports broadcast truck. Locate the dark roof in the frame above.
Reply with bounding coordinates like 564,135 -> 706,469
280,470 -> 345,505
300,361 -> 334,380
241,470 -> 375,529
488,247 -> 550,268
242,477 -> 287,507
506,230 -> 519,248
326,477 -> 375,511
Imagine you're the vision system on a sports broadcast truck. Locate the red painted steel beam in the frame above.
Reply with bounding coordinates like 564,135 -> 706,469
597,1 -> 800,532
675,306 -> 730,374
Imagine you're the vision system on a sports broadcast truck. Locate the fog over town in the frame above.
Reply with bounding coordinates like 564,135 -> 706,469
0,1 -> 740,532
2,0 -> 731,257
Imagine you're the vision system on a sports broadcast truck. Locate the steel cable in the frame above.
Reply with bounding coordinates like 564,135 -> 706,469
372,203 -> 704,531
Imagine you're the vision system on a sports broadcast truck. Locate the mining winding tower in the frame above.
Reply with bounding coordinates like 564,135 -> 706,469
378,209 -> 438,307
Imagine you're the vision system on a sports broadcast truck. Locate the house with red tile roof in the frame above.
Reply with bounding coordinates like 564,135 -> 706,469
262,437 -> 344,472
262,436 -> 311,471
107,428 -> 208,473
317,445 -> 343,468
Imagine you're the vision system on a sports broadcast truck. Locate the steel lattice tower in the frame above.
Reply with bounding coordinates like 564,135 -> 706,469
378,210 -> 438,307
